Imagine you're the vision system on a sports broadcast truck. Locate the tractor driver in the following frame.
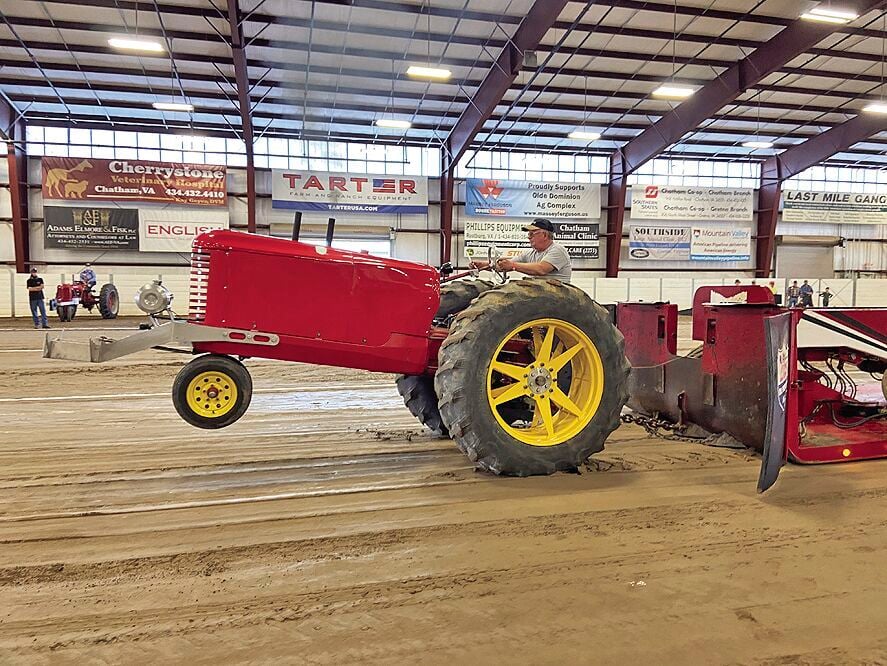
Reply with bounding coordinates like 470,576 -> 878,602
79,263 -> 97,289
470,218 -> 572,283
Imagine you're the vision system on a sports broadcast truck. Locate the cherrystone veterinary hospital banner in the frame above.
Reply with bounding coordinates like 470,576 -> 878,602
271,170 -> 428,214
139,209 -> 230,253
464,220 -> 599,260
465,178 -> 600,218
42,157 -> 227,207
782,191 -> 887,224
630,184 -> 753,222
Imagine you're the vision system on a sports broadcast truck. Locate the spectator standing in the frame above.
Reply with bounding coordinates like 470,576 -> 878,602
786,281 -> 800,308
27,268 -> 49,329
799,280 -> 814,308
820,286 -> 833,307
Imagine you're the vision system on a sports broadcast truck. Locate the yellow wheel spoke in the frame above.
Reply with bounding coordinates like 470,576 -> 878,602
536,326 -> 556,364
532,327 -> 544,359
537,396 -> 555,438
551,387 -> 582,417
549,342 -> 584,373
490,384 -> 513,399
491,361 -> 528,382
492,382 -> 530,406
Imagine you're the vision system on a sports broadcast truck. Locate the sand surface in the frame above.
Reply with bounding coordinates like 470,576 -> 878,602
1,318 -> 885,664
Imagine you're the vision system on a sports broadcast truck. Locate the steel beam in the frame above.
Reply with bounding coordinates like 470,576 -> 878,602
755,112 -> 887,278
605,0 -> 887,277
0,98 -> 29,273
226,0 -> 256,234
440,0 -> 569,264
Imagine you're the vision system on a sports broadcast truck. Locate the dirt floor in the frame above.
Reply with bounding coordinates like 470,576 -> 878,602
1,316 -> 886,664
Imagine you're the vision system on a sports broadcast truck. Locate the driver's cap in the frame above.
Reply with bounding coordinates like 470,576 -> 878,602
522,218 -> 554,233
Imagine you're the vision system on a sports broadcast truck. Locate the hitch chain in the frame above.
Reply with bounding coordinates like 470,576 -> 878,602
620,411 -> 708,443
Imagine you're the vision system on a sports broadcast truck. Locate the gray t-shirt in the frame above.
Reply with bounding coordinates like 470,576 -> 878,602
516,242 -> 572,283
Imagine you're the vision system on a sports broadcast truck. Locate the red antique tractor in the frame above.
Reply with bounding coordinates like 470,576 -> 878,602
44,230 -> 630,476
54,275 -> 119,322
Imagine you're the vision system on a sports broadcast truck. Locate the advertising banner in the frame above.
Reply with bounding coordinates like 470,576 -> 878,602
464,219 -> 599,259
758,312 -> 792,493
630,184 -> 753,221
271,170 -> 428,214
139,209 -> 230,253
690,227 -> 751,261
465,178 -> 600,219
42,157 -> 227,207
44,206 -> 139,250
782,190 -> 887,224
628,225 -> 691,260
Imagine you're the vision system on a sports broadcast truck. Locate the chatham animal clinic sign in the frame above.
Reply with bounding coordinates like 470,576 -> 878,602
271,170 -> 429,214
41,158 -> 227,207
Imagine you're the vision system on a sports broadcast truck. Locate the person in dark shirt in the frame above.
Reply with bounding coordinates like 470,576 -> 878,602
27,267 -> 49,329
820,286 -> 833,307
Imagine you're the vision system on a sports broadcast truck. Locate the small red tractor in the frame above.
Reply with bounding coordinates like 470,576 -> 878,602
54,277 -> 119,322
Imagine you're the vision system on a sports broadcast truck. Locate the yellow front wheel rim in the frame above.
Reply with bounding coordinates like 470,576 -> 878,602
486,318 -> 604,447
186,370 -> 238,418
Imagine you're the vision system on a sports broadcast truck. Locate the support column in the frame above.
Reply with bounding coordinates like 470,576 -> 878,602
605,150 -> 627,278
6,122 -> 29,273
439,152 -> 454,265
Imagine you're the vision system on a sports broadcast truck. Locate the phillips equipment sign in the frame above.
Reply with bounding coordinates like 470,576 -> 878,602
271,169 -> 429,214
42,157 -> 227,207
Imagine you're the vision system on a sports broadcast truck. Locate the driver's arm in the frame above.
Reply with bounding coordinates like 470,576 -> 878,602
502,260 -> 556,276
469,259 -> 491,270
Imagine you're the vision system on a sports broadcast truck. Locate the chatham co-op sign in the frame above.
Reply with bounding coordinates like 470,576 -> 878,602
42,157 -> 227,207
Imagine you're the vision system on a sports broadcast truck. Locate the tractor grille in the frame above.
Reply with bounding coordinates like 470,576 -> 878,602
189,249 -> 210,322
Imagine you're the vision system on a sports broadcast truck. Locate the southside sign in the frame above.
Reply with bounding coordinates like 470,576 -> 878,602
42,157 -> 227,206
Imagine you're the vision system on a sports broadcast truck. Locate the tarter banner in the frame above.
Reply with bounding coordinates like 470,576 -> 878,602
44,206 -> 139,250
271,170 -> 428,214
464,220 -> 599,260
42,157 -> 227,207
139,209 -> 230,253
782,190 -> 887,224
690,227 -> 751,261
465,178 -> 600,218
628,225 -> 691,260
630,184 -> 753,221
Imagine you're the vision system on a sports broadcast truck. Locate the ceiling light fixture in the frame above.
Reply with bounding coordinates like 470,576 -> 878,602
153,102 -> 194,112
108,37 -> 164,52
742,141 -> 774,149
375,118 -> 412,129
864,102 -> 887,114
800,7 -> 859,23
406,65 -> 452,80
568,130 -> 601,141
653,85 -> 696,99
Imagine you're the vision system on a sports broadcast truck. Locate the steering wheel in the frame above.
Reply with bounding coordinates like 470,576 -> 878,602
487,245 -> 508,284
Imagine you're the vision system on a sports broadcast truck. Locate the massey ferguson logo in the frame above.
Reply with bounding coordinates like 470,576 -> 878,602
644,185 -> 659,198
281,173 -> 417,194
476,179 -> 504,199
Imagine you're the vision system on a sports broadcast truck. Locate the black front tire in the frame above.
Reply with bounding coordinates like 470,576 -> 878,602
172,354 -> 253,429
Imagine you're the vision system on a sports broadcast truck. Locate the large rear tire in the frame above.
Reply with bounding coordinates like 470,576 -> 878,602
435,279 -> 630,476
98,283 -> 119,319
172,354 -> 252,429
395,279 -> 495,436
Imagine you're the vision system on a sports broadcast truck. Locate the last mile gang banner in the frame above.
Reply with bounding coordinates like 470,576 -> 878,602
42,157 -> 227,207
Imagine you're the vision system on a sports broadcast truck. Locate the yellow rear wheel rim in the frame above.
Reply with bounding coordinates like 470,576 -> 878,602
485,318 -> 604,447
186,370 -> 238,418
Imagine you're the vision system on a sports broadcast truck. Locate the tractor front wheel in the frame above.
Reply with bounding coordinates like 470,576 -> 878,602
435,279 -> 630,476
98,284 -> 119,319
57,304 -> 76,322
172,354 -> 252,429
